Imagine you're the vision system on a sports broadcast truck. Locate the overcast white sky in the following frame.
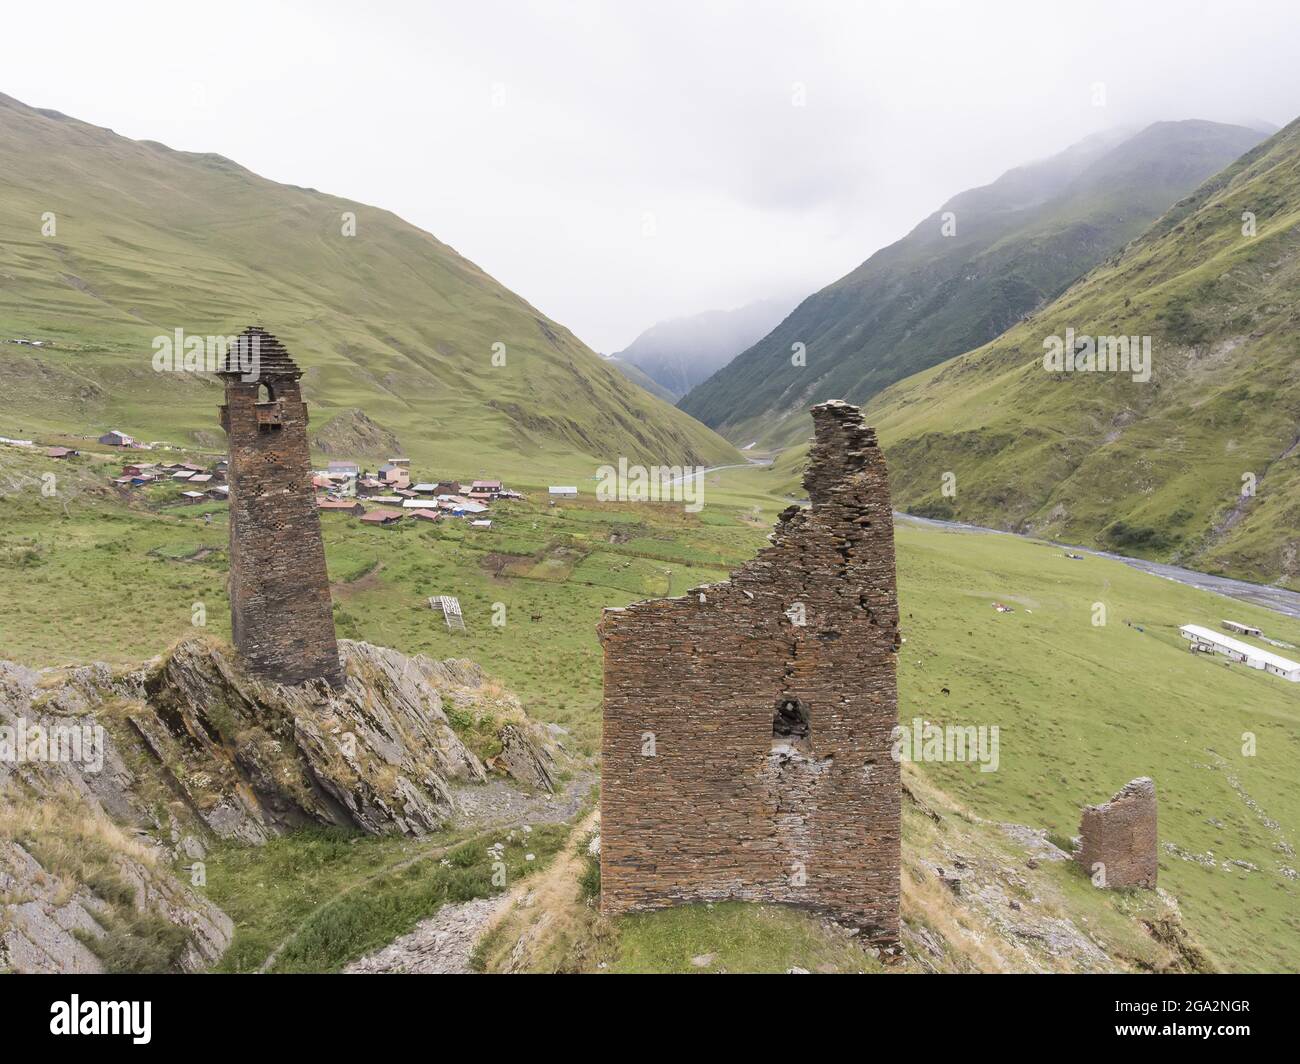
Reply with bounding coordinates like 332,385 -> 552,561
5,0 -> 1299,351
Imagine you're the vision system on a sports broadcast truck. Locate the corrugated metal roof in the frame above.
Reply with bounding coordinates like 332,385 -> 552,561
1181,624 -> 1300,672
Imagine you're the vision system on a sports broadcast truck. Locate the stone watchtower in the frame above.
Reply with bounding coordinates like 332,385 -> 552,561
599,400 -> 901,945
218,326 -> 343,686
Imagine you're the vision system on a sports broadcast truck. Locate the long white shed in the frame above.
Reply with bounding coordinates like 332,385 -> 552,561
1180,624 -> 1300,681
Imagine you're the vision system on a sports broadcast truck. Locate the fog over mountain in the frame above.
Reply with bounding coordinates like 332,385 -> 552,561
680,119 -> 1266,444
609,295 -> 800,400
3,0 -> 1298,352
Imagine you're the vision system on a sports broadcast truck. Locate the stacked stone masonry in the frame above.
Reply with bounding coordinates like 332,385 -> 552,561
1076,777 -> 1158,889
218,327 -> 343,687
599,400 -> 901,945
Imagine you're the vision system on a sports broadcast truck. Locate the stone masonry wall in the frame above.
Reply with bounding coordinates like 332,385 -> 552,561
1076,777 -> 1158,889
220,328 -> 343,687
599,400 -> 901,944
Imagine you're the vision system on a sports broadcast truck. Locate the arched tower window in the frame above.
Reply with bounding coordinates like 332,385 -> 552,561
257,382 -> 275,403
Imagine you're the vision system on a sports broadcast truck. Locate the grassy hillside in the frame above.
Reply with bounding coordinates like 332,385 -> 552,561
864,116 -> 1300,587
3,453 -> 1296,970
680,121 -> 1266,447
0,92 -> 737,483
606,357 -> 678,403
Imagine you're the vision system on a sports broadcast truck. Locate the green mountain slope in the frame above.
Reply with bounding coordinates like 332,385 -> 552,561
606,356 -> 678,403
0,92 -> 737,482
680,121 -> 1267,447
865,116 -> 1300,588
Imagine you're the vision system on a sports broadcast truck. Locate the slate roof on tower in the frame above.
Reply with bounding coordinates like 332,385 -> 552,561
217,326 -> 304,381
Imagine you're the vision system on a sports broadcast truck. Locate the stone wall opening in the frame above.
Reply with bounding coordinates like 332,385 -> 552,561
772,697 -> 812,754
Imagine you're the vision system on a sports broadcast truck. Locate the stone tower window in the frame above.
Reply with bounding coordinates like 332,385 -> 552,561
772,698 -> 812,753
254,382 -> 284,431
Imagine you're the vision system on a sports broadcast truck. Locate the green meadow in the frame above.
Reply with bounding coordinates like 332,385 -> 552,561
1,452 -> 1296,970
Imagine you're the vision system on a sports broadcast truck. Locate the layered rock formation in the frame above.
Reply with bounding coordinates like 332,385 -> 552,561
0,637 -> 558,972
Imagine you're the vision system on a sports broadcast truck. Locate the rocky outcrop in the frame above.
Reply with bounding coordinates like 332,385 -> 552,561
0,637 -> 560,972
0,809 -> 233,975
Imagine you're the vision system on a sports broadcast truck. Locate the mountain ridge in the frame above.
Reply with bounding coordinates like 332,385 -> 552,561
610,295 -> 798,400
0,91 -> 738,481
852,116 -> 1300,586
679,119 -> 1267,448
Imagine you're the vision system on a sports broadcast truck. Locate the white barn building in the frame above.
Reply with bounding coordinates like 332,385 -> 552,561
1180,624 -> 1300,682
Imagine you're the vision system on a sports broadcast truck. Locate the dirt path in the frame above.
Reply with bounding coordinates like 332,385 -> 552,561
344,805 -> 600,975
343,895 -> 508,974
256,775 -> 594,974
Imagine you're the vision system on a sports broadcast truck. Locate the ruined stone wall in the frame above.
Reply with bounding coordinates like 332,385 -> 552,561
1076,777 -> 1157,889
221,329 -> 342,687
599,400 -> 901,944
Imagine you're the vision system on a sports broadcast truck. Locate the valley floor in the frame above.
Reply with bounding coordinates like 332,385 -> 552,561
1,451 -> 1297,972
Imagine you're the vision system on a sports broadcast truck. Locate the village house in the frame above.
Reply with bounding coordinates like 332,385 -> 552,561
471,479 -> 503,496
360,507 -> 404,527
327,460 -> 360,477
408,508 -> 440,522
207,485 -> 230,501
436,494 -> 489,515
379,464 -> 411,489
98,429 -> 136,448
549,485 -> 578,499
180,490 -> 207,504
317,498 -> 365,517
432,480 -> 461,496
46,446 -> 77,459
